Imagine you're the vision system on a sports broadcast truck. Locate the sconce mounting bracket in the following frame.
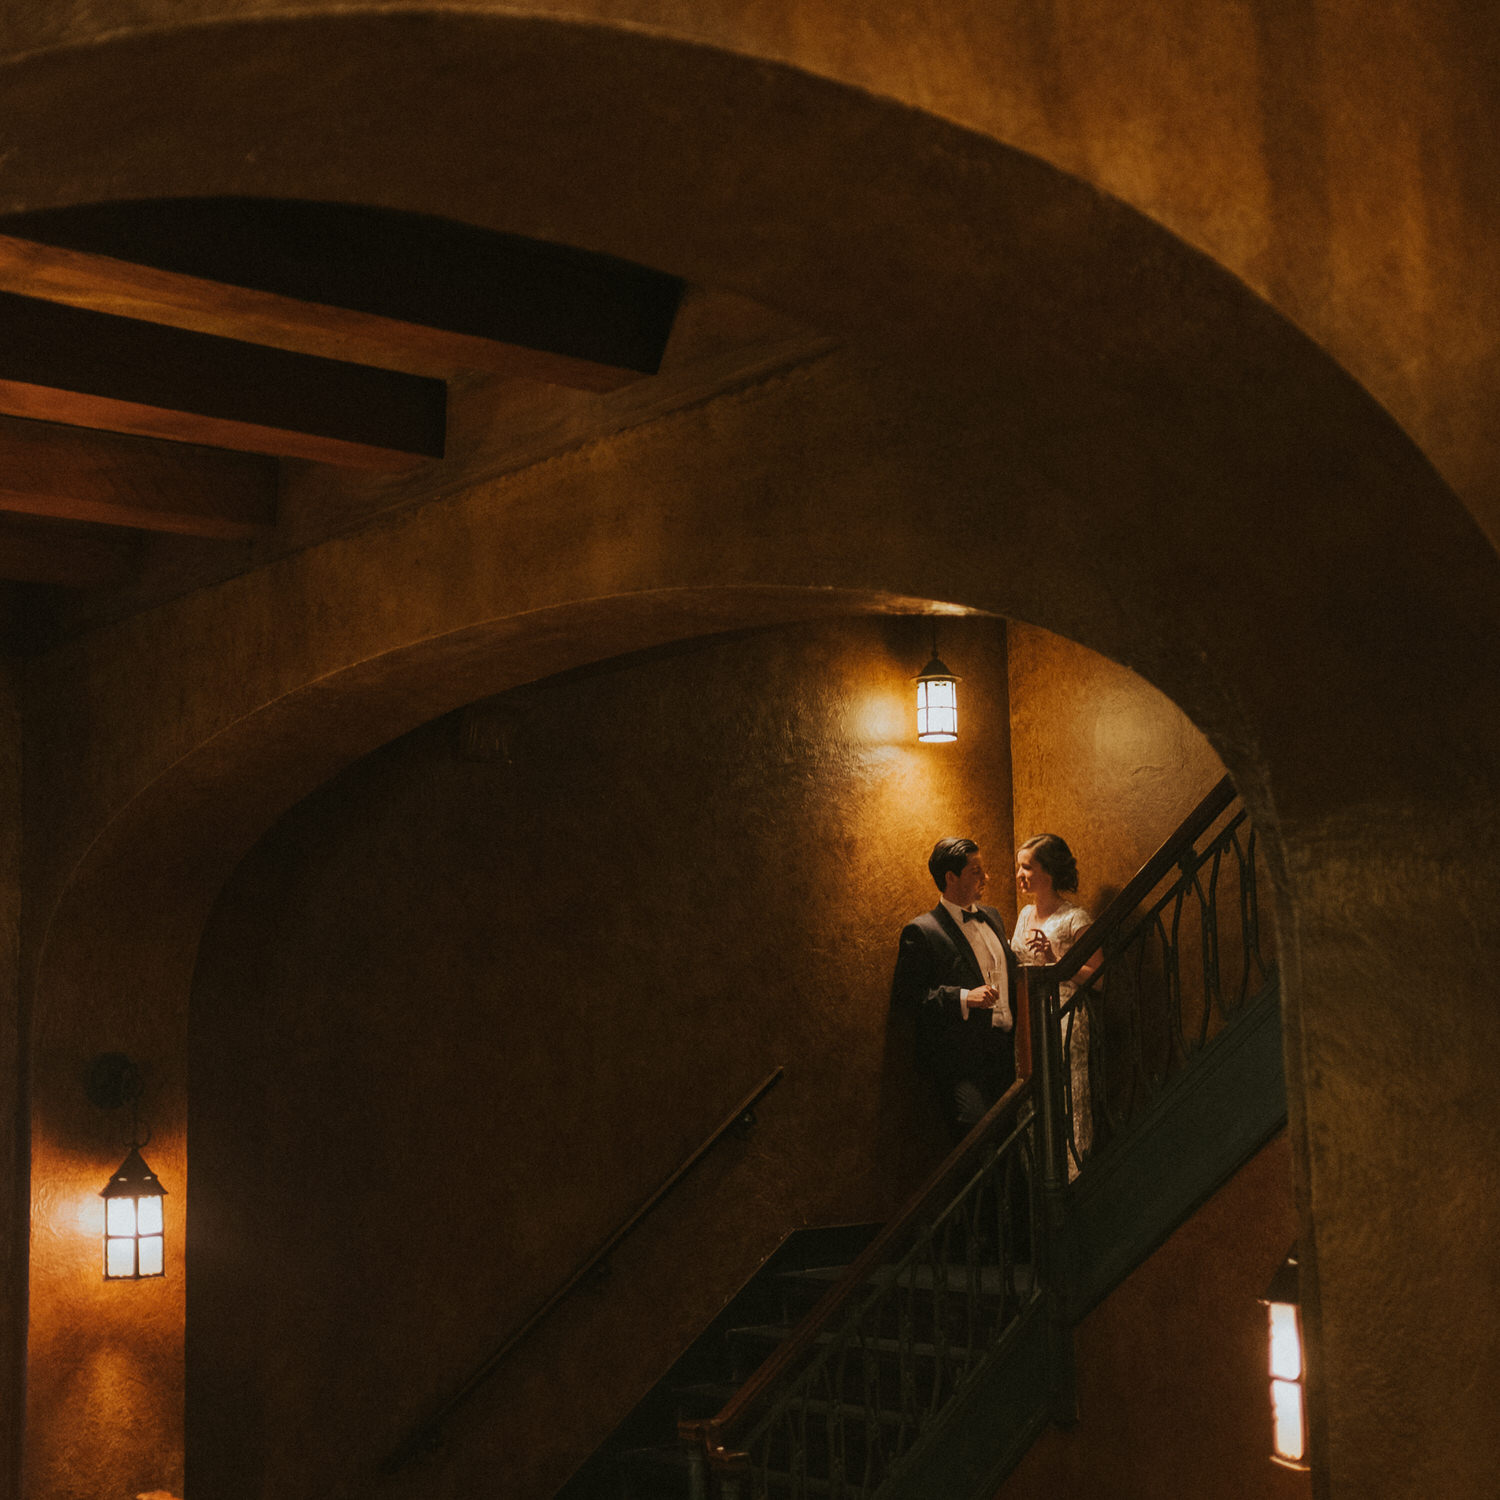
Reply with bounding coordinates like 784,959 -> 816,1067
85,1052 -> 142,1112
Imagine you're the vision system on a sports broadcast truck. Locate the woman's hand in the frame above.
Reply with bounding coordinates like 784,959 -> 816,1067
1025,928 -> 1056,962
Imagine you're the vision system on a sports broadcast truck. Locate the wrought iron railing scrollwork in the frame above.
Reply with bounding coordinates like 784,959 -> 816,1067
682,1080 -> 1043,1500
683,775 -> 1276,1498
1034,775 -> 1276,1175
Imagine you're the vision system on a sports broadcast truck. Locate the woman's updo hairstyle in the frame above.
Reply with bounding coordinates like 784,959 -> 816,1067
1020,833 -> 1079,894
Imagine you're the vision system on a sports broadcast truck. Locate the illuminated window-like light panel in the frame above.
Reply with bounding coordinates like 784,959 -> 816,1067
1269,1302 -> 1302,1381
101,1145 -> 167,1281
916,655 -> 959,742
1271,1378 -> 1306,1465
1259,1246 -> 1310,1472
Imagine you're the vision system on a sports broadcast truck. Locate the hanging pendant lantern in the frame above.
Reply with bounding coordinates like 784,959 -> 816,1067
86,1052 -> 169,1281
916,653 -> 959,742
101,1145 -> 167,1280
1259,1245 -> 1310,1470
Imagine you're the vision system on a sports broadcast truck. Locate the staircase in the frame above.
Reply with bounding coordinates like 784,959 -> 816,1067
556,1224 -> 883,1499
558,778 -> 1282,1500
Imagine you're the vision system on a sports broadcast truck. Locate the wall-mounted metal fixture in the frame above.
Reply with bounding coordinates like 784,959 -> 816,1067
915,626 -> 959,743
1259,1244 -> 1309,1470
86,1053 -> 167,1280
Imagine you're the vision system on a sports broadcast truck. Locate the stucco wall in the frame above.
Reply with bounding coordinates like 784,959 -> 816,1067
186,615 -> 1015,1499
1008,620 -> 1228,913
6,7 -> 1500,1497
0,667 -> 19,1499
1001,1133 -> 1311,1500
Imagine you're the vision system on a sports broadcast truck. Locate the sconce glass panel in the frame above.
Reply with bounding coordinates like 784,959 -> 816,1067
1271,1378 -> 1307,1464
105,1235 -> 137,1279
137,1235 -> 165,1277
1269,1303 -> 1302,1381
917,677 -> 958,742
106,1197 -> 136,1237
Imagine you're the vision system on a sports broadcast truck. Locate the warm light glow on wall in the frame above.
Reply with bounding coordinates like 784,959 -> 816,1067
851,687 -> 909,744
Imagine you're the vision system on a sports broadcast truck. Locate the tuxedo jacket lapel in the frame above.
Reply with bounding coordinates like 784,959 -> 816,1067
934,903 -> 1020,987
931,903 -> 986,989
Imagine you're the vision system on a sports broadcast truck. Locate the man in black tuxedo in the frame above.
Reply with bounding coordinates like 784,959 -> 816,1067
891,837 -> 1020,1139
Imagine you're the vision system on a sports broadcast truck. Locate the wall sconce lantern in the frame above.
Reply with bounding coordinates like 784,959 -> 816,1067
86,1053 -> 167,1281
916,631 -> 959,743
1259,1245 -> 1309,1471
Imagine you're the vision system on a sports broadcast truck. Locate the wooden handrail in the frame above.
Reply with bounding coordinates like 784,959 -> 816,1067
1050,774 -> 1237,987
683,1067 -> 1034,1458
381,1066 -> 785,1476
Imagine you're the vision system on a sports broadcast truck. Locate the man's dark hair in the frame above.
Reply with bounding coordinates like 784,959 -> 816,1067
928,836 -> 979,892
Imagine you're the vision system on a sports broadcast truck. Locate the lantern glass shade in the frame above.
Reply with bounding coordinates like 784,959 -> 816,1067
1260,1247 -> 1309,1471
101,1145 -> 167,1281
137,1234 -> 165,1277
1271,1378 -> 1307,1465
916,655 -> 959,742
1269,1302 -> 1302,1380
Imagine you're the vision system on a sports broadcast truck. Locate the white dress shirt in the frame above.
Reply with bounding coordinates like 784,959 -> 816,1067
939,897 -> 1013,1030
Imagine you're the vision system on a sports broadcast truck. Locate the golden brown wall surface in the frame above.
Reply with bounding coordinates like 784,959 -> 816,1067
1007,621 -> 1228,913
186,616 -> 1015,1500
7,6 -> 1500,1498
1000,1134 -> 1311,1500
0,668 -> 18,1496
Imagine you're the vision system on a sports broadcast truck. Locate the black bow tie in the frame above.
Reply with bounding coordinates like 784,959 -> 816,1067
961,909 -> 984,923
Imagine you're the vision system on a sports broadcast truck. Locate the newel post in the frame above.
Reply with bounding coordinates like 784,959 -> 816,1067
1026,965 -> 1078,1425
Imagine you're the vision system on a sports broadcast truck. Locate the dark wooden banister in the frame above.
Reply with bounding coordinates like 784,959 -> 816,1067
381,1065 -> 784,1477
682,1069 -> 1034,1460
1050,773 -> 1238,988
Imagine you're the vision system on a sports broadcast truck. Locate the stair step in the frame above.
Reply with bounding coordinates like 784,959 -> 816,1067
729,1323 -> 990,1361
778,1262 -> 1023,1296
616,1441 -> 699,1498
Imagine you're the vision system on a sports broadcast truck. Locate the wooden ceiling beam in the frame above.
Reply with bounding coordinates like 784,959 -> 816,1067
0,200 -> 683,387
0,291 -> 444,469
0,520 -> 136,588
0,416 -> 276,539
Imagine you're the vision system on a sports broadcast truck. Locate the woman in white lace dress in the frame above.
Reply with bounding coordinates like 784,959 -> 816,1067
1012,834 -> 1100,1169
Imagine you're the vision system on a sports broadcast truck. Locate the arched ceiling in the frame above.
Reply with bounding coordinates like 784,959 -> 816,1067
0,0 -> 1493,544
10,8 -> 1500,1499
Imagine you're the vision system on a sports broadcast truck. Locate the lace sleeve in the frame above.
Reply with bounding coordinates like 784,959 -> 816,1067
1062,905 -> 1093,955
1011,906 -> 1032,959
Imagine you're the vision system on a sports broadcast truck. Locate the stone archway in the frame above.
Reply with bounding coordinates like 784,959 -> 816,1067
11,9 -> 1500,1497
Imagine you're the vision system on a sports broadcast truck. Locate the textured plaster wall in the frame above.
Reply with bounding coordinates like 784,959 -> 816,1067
187,616 -> 1015,1500
0,674 -> 19,1500
1007,621 -> 1228,912
1000,1134 -> 1311,1500
6,6 -> 1500,1498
